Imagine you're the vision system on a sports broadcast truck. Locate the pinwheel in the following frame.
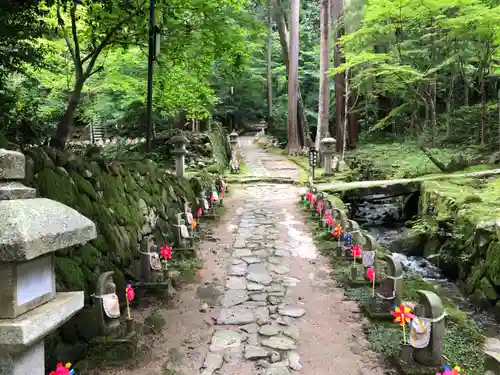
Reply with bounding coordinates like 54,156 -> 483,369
392,304 -> 416,344
351,244 -> 362,267
366,267 -> 374,281
305,191 -> 312,203
436,365 -> 463,375
192,219 -> 197,230
332,224 -> 343,238
125,283 -> 135,319
316,200 -> 324,214
49,362 -> 74,375
160,243 -> 173,260
332,224 -> 343,248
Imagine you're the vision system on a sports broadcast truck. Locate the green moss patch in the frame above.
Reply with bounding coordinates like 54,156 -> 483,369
346,141 -> 486,181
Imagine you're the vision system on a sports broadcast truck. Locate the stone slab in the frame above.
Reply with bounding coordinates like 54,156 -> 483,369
0,292 -> 84,352
216,308 -> 255,325
0,199 -> 97,262
0,339 -> 44,375
0,149 -> 25,180
0,182 -> 36,200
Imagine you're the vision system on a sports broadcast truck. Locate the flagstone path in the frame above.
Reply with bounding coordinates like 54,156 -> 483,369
102,135 -> 386,375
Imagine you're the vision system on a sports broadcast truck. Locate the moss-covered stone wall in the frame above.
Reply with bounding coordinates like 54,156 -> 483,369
21,127 -> 229,302
418,178 -> 500,316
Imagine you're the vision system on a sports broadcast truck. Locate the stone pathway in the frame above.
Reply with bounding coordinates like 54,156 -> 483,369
198,137 -> 384,375
240,136 -> 300,180
100,136 -> 385,375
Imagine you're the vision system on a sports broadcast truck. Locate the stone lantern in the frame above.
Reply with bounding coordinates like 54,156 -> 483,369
229,131 -> 239,150
0,148 -> 96,375
319,132 -> 337,175
169,135 -> 188,178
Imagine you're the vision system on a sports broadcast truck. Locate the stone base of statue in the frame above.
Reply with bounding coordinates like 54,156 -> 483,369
360,298 -> 393,322
390,352 -> 444,375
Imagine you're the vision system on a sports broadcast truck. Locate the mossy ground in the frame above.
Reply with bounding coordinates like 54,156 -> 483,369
347,141 -> 489,180
300,202 -> 485,375
417,175 -> 500,315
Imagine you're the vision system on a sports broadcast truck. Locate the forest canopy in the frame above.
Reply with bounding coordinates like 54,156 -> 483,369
0,0 -> 499,152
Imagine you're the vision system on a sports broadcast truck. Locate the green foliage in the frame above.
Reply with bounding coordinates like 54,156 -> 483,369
340,0 -> 500,146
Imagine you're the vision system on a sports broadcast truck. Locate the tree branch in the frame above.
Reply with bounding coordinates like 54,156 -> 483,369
81,3 -> 146,69
70,1 -> 83,76
57,0 -> 77,65
87,65 -> 104,78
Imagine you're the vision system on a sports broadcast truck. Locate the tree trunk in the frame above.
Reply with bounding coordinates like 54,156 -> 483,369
287,0 -> 300,154
430,79 -> 437,146
333,19 -> 345,153
272,0 -> 308,149
50,76 -> 86,148
446,74 -> 455,138
315,0 -> 331,158
266,0 -> 273,127
341,67 -> 349,161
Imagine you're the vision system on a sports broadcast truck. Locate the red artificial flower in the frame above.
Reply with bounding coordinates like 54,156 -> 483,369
351,244 -> 362,258
366,267 -> 374,281
160,244 -> 173,260
332,224 -> 343,238
306,192 -> 312,201
126,284 -> 135,302
197,207 -> 202,217
210,194 -> 215,201
311,195 -> 317,205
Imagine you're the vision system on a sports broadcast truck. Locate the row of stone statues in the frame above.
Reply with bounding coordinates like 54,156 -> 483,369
302,182 -> 499,374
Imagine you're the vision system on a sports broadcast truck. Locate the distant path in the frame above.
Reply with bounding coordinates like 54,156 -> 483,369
238,136 -> 300,181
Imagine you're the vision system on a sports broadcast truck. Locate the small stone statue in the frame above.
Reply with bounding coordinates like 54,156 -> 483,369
412,290 -> 446,367
172,212 -> 193,250
139,238 -> 162,283
375,256 -> 404,308
93,271 -> 121,336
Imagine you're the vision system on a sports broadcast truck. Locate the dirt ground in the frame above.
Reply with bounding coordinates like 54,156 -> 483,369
98,136 -> 387,375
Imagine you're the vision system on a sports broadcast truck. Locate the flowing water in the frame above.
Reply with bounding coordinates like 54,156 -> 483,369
348,196 -> 500,337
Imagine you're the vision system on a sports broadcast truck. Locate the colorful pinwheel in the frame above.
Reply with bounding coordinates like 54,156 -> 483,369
49,362 -> 74,375
305,191 -> 312,202
316,200 -> 324,214
126,284 -> 135,303
392,304 -> 415,344
125,283 -> 135,319
192,219 -> 197,230
311,195 -> 317,206
351,244 -> 362,258
366,267 -> 374,281
332,224 -> 343,238
436,365 -> 463,375
351,244 -> 362,267
160,243 -> 173,260
197,207 -> 202,218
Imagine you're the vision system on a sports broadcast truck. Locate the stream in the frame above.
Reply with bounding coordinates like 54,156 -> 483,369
348,196 -> 500,337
